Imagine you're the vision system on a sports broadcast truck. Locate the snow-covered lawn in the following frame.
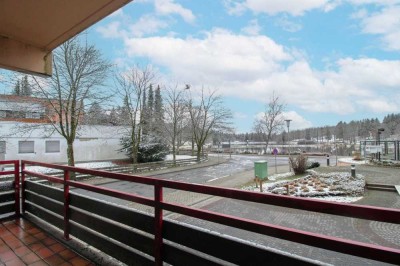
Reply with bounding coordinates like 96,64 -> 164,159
244,170 -> 365,203
338,157 -> 368,165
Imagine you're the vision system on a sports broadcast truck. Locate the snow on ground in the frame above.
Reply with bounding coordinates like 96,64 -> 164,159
338,157 -> 368,165
244,170 -> 365,203
3,161 -> 117,174
165,154 -> 196,160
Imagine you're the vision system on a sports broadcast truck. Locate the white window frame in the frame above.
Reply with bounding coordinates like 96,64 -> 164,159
45,140 -> 60,153
18,141 -> 35,154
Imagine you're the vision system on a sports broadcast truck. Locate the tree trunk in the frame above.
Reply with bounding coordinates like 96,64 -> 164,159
172,137 -> 176,165
67,141 -> 75,166
196,145 -> 201,162
67,140 -> 76,180
191,135 -> 195,156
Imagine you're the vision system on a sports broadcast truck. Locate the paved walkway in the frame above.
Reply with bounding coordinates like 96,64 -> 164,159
0,218 -> 93,266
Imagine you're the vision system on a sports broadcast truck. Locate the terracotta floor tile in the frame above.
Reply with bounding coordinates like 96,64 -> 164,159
14,245 -> 30,257
4,257 -> 25,266
69,256 -> 91,266
49,242 -> 65,253
35,247 -> 54,259
2,234 -> 17,243
0,250 -> 17,262
28,261 -> 48,266
26,228 -> 40,235
33,233 -> 46,240
20,252 -> 41,264
59,249 -> 77,260
59,262 -> 72,266
44,254 -> 65,265
20,235 -> 37,245
42,237 -> 57,246
6,239 -> 24,249
28,242 -> 45,252
0,243 -> 11,253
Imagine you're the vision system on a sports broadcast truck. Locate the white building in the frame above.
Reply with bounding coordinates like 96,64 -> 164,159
0,122 -> 128,163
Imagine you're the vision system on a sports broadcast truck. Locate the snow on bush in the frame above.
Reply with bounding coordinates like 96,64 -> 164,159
245,170 -> 365,203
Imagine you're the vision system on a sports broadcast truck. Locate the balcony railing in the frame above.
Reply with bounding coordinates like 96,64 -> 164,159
1,159 -> 399,265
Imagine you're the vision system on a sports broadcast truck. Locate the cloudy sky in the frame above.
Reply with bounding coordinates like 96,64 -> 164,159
89,1 -> 399,131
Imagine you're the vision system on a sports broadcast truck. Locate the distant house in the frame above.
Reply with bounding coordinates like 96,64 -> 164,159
0,94 -> 82,123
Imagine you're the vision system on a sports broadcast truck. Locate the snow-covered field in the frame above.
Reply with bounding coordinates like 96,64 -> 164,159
165,155 -> 196,161
244,170 -> 365,203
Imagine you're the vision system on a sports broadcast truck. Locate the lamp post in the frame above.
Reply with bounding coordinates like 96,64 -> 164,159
285,119 -> 292,171
377,128 -> 384,161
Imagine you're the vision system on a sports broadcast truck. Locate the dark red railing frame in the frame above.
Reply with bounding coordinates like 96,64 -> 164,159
0,160 -> 20,217
19,160 -> 400,265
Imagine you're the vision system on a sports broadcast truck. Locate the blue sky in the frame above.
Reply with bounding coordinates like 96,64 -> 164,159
6,0 -> 400,133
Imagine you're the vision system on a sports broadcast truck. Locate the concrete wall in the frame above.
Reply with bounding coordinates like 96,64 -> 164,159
0,122 -> 128,163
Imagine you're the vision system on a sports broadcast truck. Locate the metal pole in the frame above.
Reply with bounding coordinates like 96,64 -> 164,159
351,164 -> 356,178
154,184 -> 164,266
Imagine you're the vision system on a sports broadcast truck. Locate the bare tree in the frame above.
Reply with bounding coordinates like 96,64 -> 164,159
162,84 -> 189,162
253,93 -> 285,152
114,65 -> 155,164
30,36 -> 111,166
187,88 -> 232,161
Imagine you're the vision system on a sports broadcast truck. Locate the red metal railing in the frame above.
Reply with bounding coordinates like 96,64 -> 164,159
0,160 -> 20,217
20,160 -> 400,265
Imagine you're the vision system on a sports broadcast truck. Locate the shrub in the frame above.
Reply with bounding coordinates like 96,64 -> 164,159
307,161 -> 320,169
289,154 -> 308,175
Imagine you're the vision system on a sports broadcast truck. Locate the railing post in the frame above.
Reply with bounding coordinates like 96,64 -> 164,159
14,161 -> 20,217
64,170 -> 70,240
21,161 -> 26,214
154,183 -> 163,266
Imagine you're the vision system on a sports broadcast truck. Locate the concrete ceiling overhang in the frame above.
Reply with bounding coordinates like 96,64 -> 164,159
0,0 -> 132,76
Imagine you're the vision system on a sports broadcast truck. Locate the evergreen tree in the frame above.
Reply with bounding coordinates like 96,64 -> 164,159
147,84 -> 154,132
21,76 -> 32,96
154,85 -> 164,137
13,80 -> 21,95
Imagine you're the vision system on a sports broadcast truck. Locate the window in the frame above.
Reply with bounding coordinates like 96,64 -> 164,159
18,141 -> 34,154
0,141 -> 5,153
45,140 -> 60,153
26,112 -> 41,119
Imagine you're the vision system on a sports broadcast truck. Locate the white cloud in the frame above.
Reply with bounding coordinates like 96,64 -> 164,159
254,110 -> 313,130
357,5 -> 400,50
225,0 -> 337,16
281,111 -> 313,129
97,21 -> 127,39
154,0 -> 195,23
275,16 -> 303,32
122,28 -> 400,116
129,15 -> 169,37
241,19 -> 261,35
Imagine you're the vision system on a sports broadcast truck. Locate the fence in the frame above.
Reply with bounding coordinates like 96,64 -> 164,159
15,160 -> 400,265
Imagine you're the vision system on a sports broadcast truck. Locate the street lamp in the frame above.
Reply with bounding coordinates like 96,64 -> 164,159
285,119 -> 292,171
377,128 -> 384,161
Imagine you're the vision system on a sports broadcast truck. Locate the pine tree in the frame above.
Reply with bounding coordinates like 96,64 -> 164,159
147,84 -> 154,133
21,76 -> 32,96
13,80 -> 21,95
154,85 -> 164,138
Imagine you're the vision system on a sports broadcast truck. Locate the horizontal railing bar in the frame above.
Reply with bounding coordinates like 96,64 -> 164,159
0,171 -> 15,176
161,201 -> 400,265
68,180 -> 155,207
0,160 -> 19,165
24,170 -> 63,184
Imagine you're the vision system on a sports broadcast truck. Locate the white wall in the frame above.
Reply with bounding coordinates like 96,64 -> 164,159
0,122 -> 128,163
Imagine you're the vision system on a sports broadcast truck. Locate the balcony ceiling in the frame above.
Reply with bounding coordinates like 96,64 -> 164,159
0,0 -> 132,76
